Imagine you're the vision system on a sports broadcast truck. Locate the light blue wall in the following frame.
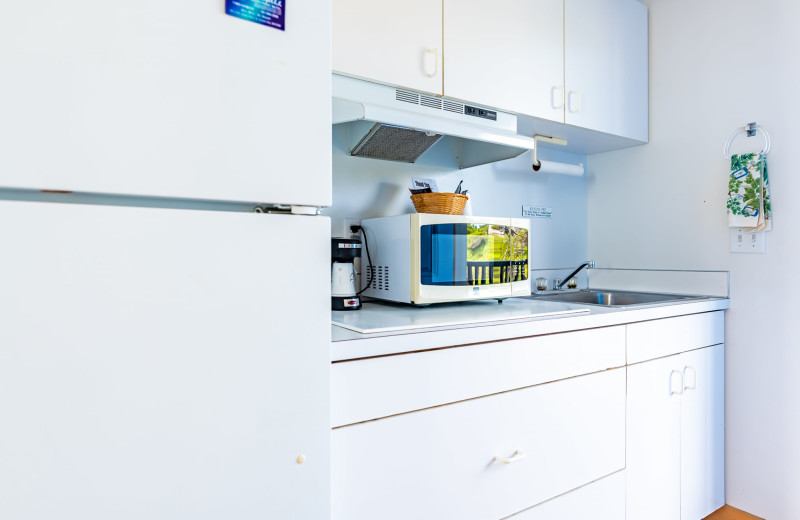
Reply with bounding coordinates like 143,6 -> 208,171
1,124 -> 591,283
324,124 -> 589,276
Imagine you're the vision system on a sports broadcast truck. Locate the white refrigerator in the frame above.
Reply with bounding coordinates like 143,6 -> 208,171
0,2 -> 331,519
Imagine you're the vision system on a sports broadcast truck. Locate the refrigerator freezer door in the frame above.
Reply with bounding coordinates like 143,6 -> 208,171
0,1 -> 331,207
0,201 -> 330,520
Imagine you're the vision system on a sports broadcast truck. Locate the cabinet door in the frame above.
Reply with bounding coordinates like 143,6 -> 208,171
565,0 -> 648,141
332,0 -> 443,95
626,355 -> 682,520
443,0 -> 564,122
680,344 -> 725,519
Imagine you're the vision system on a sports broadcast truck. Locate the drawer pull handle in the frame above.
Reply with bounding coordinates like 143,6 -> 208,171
494,449 -> 527,465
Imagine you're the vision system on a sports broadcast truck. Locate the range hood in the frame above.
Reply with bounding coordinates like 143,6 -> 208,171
332,74 -> 535,169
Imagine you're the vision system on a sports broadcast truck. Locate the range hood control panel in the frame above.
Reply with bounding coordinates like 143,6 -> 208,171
464,105 -> 497,121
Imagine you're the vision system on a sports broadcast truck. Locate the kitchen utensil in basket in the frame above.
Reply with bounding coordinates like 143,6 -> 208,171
410,192 -> 468,214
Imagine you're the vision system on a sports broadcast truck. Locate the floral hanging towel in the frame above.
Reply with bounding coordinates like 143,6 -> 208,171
727,152 -> 771,231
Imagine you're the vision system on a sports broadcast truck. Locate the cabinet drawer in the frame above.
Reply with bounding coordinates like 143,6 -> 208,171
507,470 -> 625,519
332,326 -> 625,426
627,311 -> 724,364
332,368 -> 625,520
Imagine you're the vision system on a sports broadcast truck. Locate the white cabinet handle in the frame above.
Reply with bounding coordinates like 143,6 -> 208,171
683,366 -> 697,391
568,90 -> 581,113
494,449 -> 527,465
423,48 -> 439,78
551,85 -> 565,109
669,369 -> 685,396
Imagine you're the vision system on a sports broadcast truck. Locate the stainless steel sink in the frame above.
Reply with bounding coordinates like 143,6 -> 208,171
528,289 -> 705,307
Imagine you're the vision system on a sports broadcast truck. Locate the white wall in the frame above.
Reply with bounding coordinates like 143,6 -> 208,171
325,124 -> 590,284
587,1 -> 800,517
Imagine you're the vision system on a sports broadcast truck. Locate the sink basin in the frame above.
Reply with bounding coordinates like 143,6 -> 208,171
528,289 -> 705,307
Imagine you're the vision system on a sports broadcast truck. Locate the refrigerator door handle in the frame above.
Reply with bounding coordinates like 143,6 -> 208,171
291,205 -> 322,216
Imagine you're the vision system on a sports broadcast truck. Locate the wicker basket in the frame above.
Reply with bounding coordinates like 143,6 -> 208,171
410,192 -> 468,215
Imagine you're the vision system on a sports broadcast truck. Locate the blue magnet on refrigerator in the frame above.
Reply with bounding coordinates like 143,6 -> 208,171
226,0 -> 285,30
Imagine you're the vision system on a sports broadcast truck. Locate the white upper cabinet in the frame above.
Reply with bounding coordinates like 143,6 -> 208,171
443,0 -> 564,123
332,0 -> 648,144
565,0 -> 649,141
332,0 -> 443,95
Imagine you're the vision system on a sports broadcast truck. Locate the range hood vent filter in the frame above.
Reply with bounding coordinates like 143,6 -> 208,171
350,123 -> 443,163
333,75 -> 536,169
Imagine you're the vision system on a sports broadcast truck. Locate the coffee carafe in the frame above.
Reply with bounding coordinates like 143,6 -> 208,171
331,237 -> 362,310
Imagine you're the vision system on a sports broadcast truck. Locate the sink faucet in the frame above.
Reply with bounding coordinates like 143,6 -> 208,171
556,260 -> 595,290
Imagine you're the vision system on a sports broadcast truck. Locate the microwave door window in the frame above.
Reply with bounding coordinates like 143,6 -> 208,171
467,224 -> 511,285
509,226 -> 529,282
420,223 -> 511,286
453,226 -> 468,283
420,224 -> 469,286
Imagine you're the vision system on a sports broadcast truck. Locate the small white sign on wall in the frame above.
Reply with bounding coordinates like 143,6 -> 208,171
522,206 -> 553,219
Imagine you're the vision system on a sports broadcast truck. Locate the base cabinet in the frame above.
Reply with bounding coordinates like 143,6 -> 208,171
680,345 -> 726,520
508,471 -> 625,520
626,353 -> 682,520
332,369 -> 625,520
626,344 -> 725,520
331,310 -> 725,520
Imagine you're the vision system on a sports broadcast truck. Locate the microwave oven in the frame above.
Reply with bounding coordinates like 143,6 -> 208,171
360,213 -> 531,305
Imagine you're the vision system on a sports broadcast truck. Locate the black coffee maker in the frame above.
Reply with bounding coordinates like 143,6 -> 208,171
331,237 -> 362,310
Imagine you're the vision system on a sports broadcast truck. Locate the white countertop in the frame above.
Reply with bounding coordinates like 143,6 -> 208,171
331,296 -> 730,361
332,299 -> 590,334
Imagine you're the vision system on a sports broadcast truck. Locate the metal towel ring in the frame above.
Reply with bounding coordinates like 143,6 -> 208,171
724,123 -> 771,159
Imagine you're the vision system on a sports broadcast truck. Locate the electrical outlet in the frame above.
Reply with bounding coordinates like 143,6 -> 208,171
344,218 -> 362,239
730,228 -> 766,254
332,218 -> 362,239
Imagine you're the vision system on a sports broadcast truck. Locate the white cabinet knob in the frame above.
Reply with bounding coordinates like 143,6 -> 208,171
551,85 -> 565,109
683,366 -> 697,391
423,48 -> 439,78
568,90 -> 581,113
669,369 -> 685,396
